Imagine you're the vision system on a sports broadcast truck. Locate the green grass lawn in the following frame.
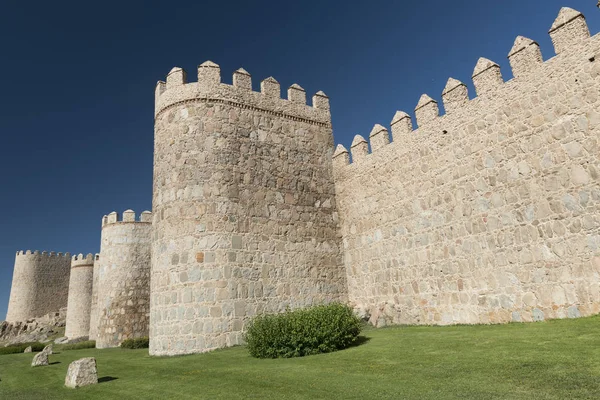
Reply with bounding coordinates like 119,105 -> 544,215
1,316 -> 600,400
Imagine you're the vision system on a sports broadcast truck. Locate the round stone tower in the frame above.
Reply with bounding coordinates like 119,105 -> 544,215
150,62 -> 347,356
65,253 -> 95,339
95,210 -> 152,348
6,250 -> 71,323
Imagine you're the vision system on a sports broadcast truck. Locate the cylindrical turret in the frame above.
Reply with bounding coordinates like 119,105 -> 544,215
6,250 -> 71,322
65,253 -> 95,339
150,62 -> 347,356
95,210 -> 152,348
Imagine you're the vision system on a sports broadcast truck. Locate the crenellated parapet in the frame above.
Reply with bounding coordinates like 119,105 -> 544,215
334,7 -> 597,168
154,61 -> 331,126
71,253 -> 96,268
15,250 -> 71,258
101,210 -> 152,227
334,7 -> 600,327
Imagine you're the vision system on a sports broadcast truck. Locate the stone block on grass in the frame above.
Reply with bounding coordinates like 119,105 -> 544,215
31,351 -> 48,367
65,357 -> 98,388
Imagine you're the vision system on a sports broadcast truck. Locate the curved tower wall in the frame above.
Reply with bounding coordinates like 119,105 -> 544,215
95,210 -> 152,348
65,253 -> 95,339
88,255 -> 101,340
6,250 -> 71,323
150,62 -> 347,356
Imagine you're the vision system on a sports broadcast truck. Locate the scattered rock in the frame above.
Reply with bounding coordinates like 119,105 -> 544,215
42,344 -> 53,355
31,351 -> 48,367
24,346 -> 32,353
54,337 -> 69,345
65,358 -> 98,388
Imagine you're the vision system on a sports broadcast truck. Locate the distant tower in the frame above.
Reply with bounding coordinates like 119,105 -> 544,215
150,62 -> 347,356
6,251 -> 71,322
65,254 -> 95,339
95,210 -> 152,348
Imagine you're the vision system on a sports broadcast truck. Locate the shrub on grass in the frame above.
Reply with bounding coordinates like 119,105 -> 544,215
0,342 -> 45,355
60,340 -> 96,351
120,337 -> 150,349
245,303 -> 362,358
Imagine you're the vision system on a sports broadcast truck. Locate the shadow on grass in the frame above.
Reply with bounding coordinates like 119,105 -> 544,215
98,376 -> 118,383
348,336 -> 371,348
49,362 -> 61,365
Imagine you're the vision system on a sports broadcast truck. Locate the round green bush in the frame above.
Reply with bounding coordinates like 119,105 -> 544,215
245,303 -> 362,358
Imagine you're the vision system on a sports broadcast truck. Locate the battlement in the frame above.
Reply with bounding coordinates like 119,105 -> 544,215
333,6 -> 600,328
101,210 -> 152,227
154,61 -> 331,126
15,250 -> 71,258
333,7 -> 594,168
71,253 -> 97,268
151,60 -> 343,354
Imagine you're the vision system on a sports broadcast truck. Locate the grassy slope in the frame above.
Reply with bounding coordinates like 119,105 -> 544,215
1,316 -> 599,400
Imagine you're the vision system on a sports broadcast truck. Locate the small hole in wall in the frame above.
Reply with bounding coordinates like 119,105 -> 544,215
575,79 -> 579,82
442,130 -> 448,134
589,56 -> 596,62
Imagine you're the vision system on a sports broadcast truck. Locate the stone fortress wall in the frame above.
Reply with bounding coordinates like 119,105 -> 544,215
150,62 -> 348,355
4,5 -> 600,356
332,8 -> 600,326
5,250 -> 71,323
95,210 -> 152,348
65,253 -> 96,339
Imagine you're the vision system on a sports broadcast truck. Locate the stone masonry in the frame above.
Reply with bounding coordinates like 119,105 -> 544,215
95,210 -> 152,348
4,5 -> 600,356
65,254 -> 95,339
6,251 -> 71,323
333,7 -> 600,326
88,252 -> 101,341
150,62 -> 347,355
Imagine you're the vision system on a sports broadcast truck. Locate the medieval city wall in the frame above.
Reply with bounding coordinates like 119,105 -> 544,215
150,62 -> 347,355
5,251 -> 71,323
333,8 -> 600,326
65,253 -> 95,339
95,210 -> 152,348
6,5 -> 600,357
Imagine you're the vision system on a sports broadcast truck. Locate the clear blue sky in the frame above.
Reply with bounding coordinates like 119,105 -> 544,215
1,1 -> 597,320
